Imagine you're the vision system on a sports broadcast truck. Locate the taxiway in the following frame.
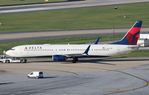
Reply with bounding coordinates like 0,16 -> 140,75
0,58 -> 149,95
0,28 -> 149,43
0,0 -> 149,14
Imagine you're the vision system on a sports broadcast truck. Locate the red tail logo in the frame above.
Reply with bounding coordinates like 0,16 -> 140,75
112,21 -> 142,45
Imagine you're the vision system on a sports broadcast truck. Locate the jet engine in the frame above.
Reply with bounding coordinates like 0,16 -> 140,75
52,55 -> 66,61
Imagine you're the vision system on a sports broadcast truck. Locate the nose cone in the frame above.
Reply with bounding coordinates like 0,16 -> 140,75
5,50 -> 15,57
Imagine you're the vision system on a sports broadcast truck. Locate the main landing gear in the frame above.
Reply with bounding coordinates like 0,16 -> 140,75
72,57 -> 78,63
20,59 -> 27,63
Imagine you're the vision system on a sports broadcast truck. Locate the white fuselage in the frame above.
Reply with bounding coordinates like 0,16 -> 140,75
5,44 -> 137,58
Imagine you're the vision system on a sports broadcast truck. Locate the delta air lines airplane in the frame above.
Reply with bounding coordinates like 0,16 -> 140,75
5,21 -> 142,63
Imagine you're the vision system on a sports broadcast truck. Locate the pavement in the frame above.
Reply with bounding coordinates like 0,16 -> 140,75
0,58 -> 149,95
0,0 -> 149,14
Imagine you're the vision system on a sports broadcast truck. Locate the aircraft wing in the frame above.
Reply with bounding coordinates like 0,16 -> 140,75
66,45 -> 91,57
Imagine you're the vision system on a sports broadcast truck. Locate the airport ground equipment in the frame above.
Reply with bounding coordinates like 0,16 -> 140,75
27,71 -> 44,79
0,55 -> 26,63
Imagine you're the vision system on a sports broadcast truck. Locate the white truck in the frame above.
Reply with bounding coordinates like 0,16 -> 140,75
27,71 -> 44,79
0,55 -> 26,63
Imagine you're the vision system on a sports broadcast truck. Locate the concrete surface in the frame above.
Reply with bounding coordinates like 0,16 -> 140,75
0,58 -> 149,95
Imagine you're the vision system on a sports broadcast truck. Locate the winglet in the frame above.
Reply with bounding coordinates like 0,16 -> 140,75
94,37 -> 100,44
83,45 -> 91,55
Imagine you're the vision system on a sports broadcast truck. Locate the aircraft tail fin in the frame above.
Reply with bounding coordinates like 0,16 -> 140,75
112,20 -> 142,45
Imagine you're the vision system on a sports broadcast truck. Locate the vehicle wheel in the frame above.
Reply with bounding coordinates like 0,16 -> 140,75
5,60 -> 10,63
20,59 -> 24,63
8,60 -> 10,63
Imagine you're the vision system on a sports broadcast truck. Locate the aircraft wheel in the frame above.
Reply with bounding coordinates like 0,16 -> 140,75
24,59 -> 27,63
20,59 -> 27,63
72,57 -> 78,63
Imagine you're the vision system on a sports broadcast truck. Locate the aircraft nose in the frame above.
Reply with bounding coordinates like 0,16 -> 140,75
5,50 -> 14,56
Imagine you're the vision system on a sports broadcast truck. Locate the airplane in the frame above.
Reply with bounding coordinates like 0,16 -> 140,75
5,20 -> 142,63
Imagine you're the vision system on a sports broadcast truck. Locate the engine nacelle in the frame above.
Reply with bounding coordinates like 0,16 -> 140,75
52,55 -> 66,61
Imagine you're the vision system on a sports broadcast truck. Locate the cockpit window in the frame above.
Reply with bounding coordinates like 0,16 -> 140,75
10,48 -> 15,50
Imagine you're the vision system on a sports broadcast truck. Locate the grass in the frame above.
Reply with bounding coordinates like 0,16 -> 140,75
0,2 -> 149,32
0,0 -> 66,6
124,50 -> 149,57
